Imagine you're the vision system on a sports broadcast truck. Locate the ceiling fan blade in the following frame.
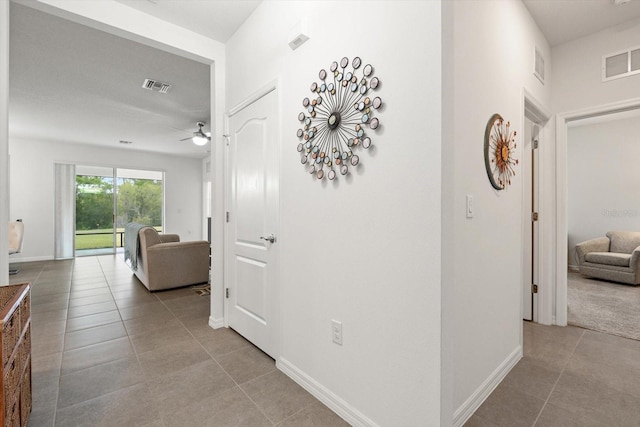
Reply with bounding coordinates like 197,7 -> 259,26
178,122 -> 211,143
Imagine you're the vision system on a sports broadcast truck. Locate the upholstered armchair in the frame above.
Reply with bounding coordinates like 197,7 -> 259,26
575,231 -> 640,285
134,227 -> 209,291
8,221 -> 24,275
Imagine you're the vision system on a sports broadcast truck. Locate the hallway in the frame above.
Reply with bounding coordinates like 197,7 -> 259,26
466,321 -> 640,426
9,255 -> 347,426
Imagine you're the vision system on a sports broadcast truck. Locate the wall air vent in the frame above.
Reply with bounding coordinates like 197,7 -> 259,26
602,46 -> 640,81
141,78 -> 171,94
534,46 -> 545,84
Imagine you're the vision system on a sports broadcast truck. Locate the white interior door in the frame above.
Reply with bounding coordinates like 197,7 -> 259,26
225,87 -> 278,358
532,124 -> 540,322
523,119 -> 539,321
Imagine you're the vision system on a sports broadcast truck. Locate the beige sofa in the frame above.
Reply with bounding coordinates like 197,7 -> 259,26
575,231 -> 640,285
134,227 -> 210,291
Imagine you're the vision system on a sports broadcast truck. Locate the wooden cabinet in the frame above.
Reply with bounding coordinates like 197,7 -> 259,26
0,284 -> 31,427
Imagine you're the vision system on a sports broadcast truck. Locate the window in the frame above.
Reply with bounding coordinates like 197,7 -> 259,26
75,166 -> 164,256
602,46 -> 640,81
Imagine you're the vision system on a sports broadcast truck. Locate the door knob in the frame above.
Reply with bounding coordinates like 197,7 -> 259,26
260,234 -> 276,244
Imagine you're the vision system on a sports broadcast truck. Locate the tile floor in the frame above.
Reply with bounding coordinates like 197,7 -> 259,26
11,255 -> 640,427
8,255 -> 349,427
465,321 -> 640,426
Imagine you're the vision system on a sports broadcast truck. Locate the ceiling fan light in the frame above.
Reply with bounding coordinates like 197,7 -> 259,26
192,135 -> 209,146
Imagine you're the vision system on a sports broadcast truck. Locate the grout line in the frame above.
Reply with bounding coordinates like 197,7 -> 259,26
99,255 -> 214,426
52,258 -> 75,427
56,257 -> 131,416
157,292 -> 236,374
531,328 -> 586,426
55,382 -> 146,412
58,348 -> 132,378
161,289 -> 280,425
95,255 -> 167,427
34,255 -> 284,426
237,382 -> 277,426
97,254 -> 147,370
275,399 -> 319,426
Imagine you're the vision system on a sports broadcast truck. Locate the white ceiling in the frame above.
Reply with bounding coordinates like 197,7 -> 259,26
8,0 -> 640,159
112,0 -> 261,43
523,0 -> 640,46
9,1 -> 260,159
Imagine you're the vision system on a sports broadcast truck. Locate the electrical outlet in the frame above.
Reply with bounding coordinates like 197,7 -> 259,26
331,320 -> 343,345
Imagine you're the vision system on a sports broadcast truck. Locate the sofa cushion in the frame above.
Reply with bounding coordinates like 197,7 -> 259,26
585,251 -> 631,267
606,231 -> 640,254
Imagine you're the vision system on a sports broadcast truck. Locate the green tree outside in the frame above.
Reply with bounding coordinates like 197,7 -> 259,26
75,174 -> 162,249
116,178 -> 162,227
75,175 -> 114,230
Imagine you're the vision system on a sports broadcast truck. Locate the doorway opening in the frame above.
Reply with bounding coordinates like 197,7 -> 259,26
75,165 -> 164,257
555,98 -> 640,326
564,107 -> 640,338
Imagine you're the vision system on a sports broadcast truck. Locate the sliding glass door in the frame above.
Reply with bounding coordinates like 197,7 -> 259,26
75,166 -> 115,255
75,166 -> 163,256
116,169 -> 163,234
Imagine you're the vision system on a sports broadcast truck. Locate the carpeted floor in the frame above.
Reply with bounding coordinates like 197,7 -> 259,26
568,271 -> 640,340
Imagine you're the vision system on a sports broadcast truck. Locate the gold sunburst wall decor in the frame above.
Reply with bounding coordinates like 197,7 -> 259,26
296,56 -> 383,181
484,113 -> 518,190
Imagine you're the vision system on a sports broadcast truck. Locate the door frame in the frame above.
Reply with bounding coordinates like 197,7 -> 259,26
521,89 -> 551,325
555,97 -> 640,326
222,81 -> 281,355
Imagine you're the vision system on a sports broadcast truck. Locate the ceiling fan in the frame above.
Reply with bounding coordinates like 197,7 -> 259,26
180,122 -> 211,146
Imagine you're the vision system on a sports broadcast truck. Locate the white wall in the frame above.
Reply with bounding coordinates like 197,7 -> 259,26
9,138 -> 203,261
446,0 -> 551,422
567,115 -> 640,267
1,0 -> 10,285
551,15 -> 640,325
227,1 -> 441,425
552,16 -> 640,113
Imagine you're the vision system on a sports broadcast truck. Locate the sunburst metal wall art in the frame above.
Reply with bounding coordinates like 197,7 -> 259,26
296,56 -> 382,180
484,113 -> 518,190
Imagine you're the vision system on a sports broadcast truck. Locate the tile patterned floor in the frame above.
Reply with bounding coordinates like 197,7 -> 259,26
14,255 -> 639,426
465,321 -> 640,426
8,255 -> 348,427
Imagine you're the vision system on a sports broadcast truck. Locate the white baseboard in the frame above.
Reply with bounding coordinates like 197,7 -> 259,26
277,357 -> 379,427
208,316 -> 224,329
452,345 -> 522,427
10,256 -> 54,263
568,264 -> 579,272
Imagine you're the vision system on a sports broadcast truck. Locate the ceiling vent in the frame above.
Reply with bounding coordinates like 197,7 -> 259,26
602,46 -> 640,81
142,78 -> 171,94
